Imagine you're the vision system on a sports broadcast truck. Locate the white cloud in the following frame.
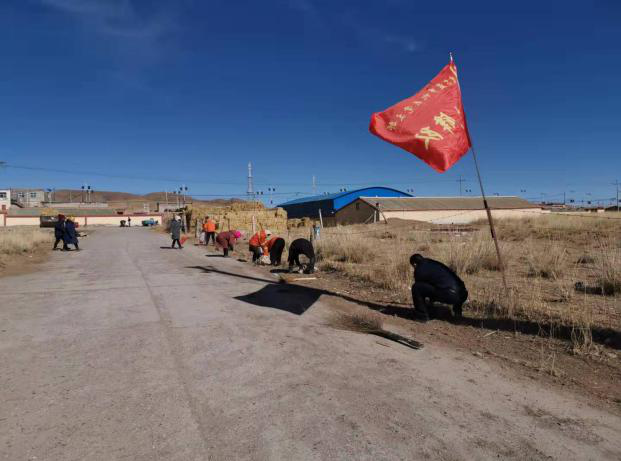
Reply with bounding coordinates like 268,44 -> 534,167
38,0 -> 177,84
384,35 -> 419,53
39,0 -> 173,46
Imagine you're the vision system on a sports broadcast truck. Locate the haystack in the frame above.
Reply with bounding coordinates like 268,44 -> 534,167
186,201 -> 288,235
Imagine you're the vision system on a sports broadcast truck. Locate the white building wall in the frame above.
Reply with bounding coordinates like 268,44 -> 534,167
5,217 -> 41,227
3,214 -> 162,227
381,208 -> 543,224
0,190 -> 10,211
85,215 -> 162,226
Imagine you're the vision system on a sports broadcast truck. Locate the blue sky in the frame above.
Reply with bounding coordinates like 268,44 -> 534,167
0,0 -> 619,205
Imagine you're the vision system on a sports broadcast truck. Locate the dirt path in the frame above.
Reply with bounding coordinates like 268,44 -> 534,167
1,228 -> 619,460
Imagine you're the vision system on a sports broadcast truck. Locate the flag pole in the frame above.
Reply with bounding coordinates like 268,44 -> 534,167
450,51 -> 509,298
470,145 -> 509,296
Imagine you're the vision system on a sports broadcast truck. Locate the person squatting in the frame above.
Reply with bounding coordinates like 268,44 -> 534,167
409,253 -> 468,322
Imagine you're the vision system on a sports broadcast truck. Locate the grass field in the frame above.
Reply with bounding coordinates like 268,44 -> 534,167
0,227 -> 51,255
0,227 -> 52,273
286,213 -> 621,353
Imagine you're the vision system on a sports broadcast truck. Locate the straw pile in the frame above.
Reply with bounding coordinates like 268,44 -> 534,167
187,202 -> 288,234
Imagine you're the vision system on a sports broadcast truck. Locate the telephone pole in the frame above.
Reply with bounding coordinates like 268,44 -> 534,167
614,180 -> 620,212
247,162 -> 254,201
312,175 -> 316,195
456,175 -> 466,196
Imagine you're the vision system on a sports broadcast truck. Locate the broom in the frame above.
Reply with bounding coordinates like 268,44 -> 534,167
332,311 -> 423,350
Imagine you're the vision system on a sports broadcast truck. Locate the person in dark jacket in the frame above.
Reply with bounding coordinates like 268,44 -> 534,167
410,253 -> 467,321
170,216 -> 183,249
63,217 -> 80,251
53,214 -> 67,250
267,237 -> 285,266
288,238 -> 315,274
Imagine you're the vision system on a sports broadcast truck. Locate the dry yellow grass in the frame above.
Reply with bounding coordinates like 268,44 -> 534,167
0,227 -> 51,255
287,213 -> 621,352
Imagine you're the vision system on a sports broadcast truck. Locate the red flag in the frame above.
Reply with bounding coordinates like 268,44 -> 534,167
369,59 -> 471,173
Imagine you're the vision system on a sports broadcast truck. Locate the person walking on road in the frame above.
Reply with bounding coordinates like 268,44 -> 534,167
288,238 -> 315,274
170,216 -> 183,249
53,214 -> 67,250
63,216 -> 80,251
216,230 -> 241,257
409,253 -> 468,322
203,216 -> 216,246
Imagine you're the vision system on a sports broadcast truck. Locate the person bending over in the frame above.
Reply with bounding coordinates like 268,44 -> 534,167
249,229 -> 271,263
267,236 -> 285,266
409,253 -> 467,321
216,230 -> 241,257
288,238 -> 315,274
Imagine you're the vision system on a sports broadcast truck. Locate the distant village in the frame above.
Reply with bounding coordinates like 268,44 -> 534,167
1,185 -> 616,229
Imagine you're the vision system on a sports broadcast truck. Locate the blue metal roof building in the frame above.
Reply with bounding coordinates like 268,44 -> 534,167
279,187 -> 412,220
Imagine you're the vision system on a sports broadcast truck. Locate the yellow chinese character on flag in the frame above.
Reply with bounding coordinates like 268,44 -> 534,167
415,127 -> 443,150
434,112 -> 457,134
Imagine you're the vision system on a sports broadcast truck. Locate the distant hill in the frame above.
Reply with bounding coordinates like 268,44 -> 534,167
50,189 -> 246,208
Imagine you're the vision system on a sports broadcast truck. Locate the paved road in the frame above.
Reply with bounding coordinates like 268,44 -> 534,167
1,228 -> 620,460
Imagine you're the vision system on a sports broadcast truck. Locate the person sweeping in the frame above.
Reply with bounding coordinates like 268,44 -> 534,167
266,236 -> 285,266
249,228 -> 271,264
288,238 -> 315,274
216,230 -> 241,257
53,214 -> 67,251
63,216 -> 80,251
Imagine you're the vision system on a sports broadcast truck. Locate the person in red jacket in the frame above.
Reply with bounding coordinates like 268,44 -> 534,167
216,230 -> 241,257
249,229 -> 271,263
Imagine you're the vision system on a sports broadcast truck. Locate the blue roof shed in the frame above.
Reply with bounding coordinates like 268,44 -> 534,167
279,187 -> 412,219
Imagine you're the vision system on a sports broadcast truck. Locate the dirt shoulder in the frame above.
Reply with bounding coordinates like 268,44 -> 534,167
248,261 -> 621,414
0,249 -> 50,277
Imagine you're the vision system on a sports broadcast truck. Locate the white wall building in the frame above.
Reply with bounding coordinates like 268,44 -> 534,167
337,196 -> 544,225
0,189 -> 10,211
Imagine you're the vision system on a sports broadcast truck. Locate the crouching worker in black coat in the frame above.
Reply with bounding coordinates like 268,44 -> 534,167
267,237 -> 285,266
410,253 -> 467,321
288,238 -> 315,274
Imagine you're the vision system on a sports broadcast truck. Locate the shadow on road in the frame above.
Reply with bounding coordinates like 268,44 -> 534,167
236,284 -> 322,315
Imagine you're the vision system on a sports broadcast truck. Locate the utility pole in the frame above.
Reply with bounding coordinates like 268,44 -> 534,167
456,175 -> 466,196
312,175 -> 316,195
247,162 -> 254,201
563,191 -> 566,207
